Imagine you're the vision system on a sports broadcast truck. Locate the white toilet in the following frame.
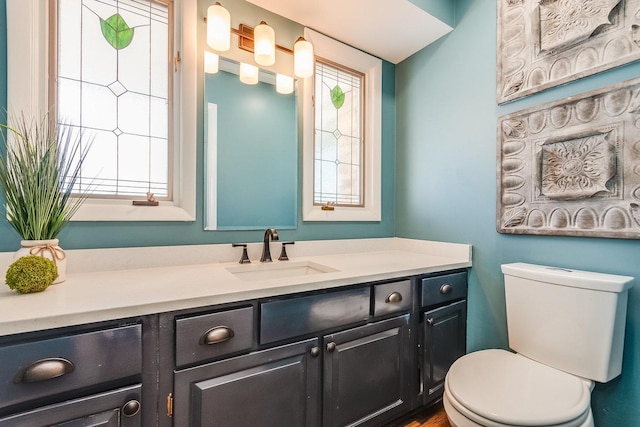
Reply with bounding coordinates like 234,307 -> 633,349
443,263 -> 634,427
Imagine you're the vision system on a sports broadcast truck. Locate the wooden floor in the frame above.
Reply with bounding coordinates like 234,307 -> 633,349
396,401 -> 452,427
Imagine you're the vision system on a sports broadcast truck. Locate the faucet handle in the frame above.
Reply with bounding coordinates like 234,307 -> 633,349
231,243 -> 251,264
278,241 -> 295,261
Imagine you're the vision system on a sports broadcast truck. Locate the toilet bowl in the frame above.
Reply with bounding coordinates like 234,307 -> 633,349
442,263 -> 633,427
443,350 -> 593,427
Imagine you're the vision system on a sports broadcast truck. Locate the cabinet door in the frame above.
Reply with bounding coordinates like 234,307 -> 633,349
323,315 -> 411,427
422,300 -> 467,404
173,338 -> 320,427
0,384 -> 141,427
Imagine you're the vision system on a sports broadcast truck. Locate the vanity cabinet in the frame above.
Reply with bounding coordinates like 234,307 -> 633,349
420,271 -> 468,405
0,322 -> 144,427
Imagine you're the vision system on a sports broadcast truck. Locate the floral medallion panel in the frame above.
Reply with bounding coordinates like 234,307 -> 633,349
497,0 -> 640,104
497,77 -> 640,239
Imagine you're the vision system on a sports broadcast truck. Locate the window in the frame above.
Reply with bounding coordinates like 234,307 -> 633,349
6,0 -> 197,221
54,0 -> 172,199
302,29 -> 382,221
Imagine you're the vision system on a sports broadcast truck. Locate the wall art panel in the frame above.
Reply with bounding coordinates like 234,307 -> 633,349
497,0 -> 640,104
497,77 -> 640,239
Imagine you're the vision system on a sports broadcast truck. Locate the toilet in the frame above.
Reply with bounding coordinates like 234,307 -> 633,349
443,263 -> 634,427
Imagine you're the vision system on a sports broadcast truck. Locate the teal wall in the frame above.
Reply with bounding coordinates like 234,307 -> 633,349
396,1 -> 640,425
0,0 -> 396,251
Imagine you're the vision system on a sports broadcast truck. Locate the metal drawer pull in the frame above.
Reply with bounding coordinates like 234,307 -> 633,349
200,326 -> 234,345
16,358 -> 75,383
385,292 -> 403,304
310,347 -> 320,358
122,399 -> 141,417
440,284 -> 453,294
326,342 -> 336,352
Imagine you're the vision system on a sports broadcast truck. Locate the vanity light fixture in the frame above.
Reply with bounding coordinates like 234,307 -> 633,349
206,2 -> 231,52
239,62 -> 259,85
294,37 -> 314,78
204,51 -> 219,74
205,3 -> 314,79
253,21 -> 275,66
276,74 -> 294,94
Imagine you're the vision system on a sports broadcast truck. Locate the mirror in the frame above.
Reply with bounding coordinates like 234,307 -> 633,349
203,0 -> 302,231
204,59 -> 298,230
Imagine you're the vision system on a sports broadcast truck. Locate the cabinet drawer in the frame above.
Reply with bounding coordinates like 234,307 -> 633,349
421,271 -> 467,308
176,306 -> 254,367
260,287 -> 370,344
373,280 -> 412,317
0,324 -> 141,411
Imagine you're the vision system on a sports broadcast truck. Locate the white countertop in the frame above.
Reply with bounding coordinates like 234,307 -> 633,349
0,238 -> 471,336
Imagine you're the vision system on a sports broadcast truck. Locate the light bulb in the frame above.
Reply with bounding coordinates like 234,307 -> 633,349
239,63 -> 259,85
276,74 -> 294,94
204,51 -> 219,74
294,37 -> 314,78
254,21 -> 275,66
207,3 -> 230,51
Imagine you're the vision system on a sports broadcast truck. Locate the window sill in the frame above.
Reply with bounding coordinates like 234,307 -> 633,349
71,201 -> 195,222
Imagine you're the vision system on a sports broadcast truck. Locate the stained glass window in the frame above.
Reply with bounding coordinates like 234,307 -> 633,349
314,60 -> 365,207
55,0 -> 171,198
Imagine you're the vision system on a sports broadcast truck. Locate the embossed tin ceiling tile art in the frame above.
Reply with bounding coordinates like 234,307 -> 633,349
497,0 -> 640,104
497,76 -> 640,239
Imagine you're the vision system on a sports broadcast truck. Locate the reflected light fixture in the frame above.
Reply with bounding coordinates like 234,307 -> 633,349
276,74 -> 294,94
239,62 -> 259,85
294,37 -> 314,78
204,51 -> 219,74
253,21 -> 275,66
207,2 -> 231,51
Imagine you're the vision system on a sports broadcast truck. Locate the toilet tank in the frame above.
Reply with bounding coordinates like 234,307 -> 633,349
501,263 -> 633,383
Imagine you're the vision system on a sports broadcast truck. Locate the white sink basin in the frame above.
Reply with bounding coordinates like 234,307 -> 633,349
226,261 -> 338,281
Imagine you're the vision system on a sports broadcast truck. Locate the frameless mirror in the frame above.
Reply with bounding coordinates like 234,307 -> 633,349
204,58 -> 298,230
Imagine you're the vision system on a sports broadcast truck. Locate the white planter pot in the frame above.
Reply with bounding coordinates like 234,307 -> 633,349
14,239 -> 67,284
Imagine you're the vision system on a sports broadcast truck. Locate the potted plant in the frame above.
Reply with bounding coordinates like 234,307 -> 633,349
0,113 -> 90,284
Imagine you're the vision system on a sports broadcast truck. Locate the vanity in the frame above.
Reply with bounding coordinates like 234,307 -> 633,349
0,238 -> 470,426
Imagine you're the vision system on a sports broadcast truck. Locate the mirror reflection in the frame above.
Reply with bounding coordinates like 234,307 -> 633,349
204,59 -> 298,230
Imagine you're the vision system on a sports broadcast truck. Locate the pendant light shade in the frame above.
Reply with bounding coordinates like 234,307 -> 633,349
276,74 -> 294,94
254,21 -> 275,66
207,3 -> 230,51
239,63 -> 259,85
294,37 -> 314,78
204,51 -> 219,74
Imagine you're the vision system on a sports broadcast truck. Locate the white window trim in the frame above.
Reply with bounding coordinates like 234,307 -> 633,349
6,0 -> 197,222
302,28 -> 382,222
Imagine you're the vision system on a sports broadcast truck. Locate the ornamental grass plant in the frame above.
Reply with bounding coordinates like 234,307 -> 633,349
0,114 -> 90,240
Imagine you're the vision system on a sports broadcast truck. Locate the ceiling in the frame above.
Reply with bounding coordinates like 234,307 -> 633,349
246,0 -> 453,64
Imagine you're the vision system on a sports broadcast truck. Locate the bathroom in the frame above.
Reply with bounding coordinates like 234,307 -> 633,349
0,0 -> 639,426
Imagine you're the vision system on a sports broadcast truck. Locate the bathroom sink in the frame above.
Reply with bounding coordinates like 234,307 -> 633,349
226,261 -> 337,281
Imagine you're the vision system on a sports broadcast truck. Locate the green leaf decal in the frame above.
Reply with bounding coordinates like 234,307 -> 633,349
100,14 -> 134,50
331,85 -> 345,109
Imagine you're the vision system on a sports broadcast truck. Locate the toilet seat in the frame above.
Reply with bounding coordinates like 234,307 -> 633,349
444,349 -> 592,426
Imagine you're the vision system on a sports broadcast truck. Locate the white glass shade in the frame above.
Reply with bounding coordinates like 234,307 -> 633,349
254,21 -> 275,66
204,51 -> 219,74
207,3 -> 230,51
294,37 -> 314,78
276,74 -> 294,94
239,63 -> 259,85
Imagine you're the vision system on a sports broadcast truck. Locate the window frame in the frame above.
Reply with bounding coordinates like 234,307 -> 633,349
6,0 -> 197,222
301,28 -> 382,222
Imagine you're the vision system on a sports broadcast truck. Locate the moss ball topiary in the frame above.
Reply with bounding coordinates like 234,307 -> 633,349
5,255 -> 58,294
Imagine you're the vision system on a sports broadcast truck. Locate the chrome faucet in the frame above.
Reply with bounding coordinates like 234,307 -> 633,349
260,228 -> 279,262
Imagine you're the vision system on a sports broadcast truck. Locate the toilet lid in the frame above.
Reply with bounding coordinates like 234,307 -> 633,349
446,349 -> 591,426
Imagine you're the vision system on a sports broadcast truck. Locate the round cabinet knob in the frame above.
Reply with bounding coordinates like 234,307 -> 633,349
385,292 -> 403,304
122,399 -> 141,417
310,347 -> 320,358
440,284 -> 453,295
326,342 -> 336,352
